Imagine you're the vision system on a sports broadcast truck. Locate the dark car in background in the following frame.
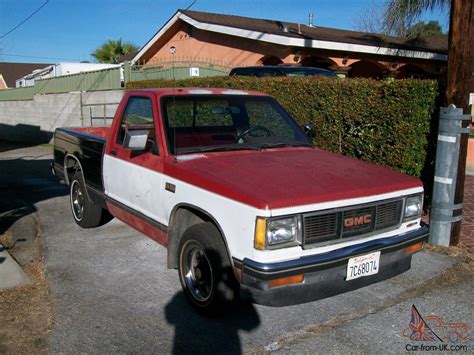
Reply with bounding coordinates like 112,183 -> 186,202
229,66 -> 337,78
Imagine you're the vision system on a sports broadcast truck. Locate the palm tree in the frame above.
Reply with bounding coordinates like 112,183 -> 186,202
384,0 -> 450,34
383,0 -> 473,246
91,39 -> 139,64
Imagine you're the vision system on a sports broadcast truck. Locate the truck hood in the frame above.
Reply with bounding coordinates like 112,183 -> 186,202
165,147 -> 421,210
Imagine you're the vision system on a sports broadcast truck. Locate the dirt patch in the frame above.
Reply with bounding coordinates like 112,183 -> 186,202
0,229 -> 53,354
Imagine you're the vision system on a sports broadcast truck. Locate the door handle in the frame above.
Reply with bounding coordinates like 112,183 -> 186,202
110,150 -> 118,156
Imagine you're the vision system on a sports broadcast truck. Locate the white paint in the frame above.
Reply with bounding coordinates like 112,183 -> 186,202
187,89 -> 213,94
179,13 -> 447,61
434,176 -> 453,185
175,154 -> 206,161
470,93 -> 473,105
437,135 -> 457,143
103,155 -> 164,224
222,90 -> 249,95
190,67 -> 200,77
271,187 -> 423,216
131,11 -> 448,63
103,155 -> 424,264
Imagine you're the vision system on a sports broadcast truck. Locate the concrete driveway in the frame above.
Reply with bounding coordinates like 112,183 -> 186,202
1,143 -> 472,354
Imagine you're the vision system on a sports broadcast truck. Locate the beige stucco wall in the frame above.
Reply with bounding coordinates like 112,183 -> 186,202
146,25 -> 293,68
0,75 -> 7,90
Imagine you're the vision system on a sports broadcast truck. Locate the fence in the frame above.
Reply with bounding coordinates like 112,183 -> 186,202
0,59 -> 231,101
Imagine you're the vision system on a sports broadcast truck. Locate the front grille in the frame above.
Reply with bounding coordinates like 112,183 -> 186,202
303,199 -> 403,248
304,213 -> 338,244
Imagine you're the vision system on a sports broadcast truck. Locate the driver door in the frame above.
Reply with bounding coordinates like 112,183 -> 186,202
103,95 -> 165,224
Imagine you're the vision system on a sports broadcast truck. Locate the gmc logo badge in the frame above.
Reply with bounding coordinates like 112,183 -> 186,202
344,214 -> 372,228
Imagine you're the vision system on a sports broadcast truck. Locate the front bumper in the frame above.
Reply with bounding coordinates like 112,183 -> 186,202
235,225 -> 429,307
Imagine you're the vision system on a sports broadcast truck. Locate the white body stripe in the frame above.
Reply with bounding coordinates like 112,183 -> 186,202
103,155 -> 422,263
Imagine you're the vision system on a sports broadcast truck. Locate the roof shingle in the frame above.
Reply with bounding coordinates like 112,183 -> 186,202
180,10 -> 448,54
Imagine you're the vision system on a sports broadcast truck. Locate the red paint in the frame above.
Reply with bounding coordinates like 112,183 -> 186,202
107,202 -> 168,246
164,147 -> 421,209
70,126 -> 111,140
95,88 -> 421,213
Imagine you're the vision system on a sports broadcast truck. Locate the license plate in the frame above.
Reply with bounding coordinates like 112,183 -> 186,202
346,251 -> 381,281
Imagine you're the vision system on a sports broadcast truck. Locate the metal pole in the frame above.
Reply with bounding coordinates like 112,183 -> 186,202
429,105 -> 471,246
80,91 -> 84,127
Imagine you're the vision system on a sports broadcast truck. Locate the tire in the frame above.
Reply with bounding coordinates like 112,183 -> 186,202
178,222 -> 239,315
70,171 -> 112,228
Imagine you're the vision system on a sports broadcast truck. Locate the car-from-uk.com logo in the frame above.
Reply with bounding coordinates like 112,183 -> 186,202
402,305 -> 471,352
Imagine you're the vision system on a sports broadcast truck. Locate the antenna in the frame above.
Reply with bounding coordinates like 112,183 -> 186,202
170,46 -> 177,162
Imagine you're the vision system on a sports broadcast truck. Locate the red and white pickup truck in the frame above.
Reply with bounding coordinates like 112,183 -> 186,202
52,88 -> 428,313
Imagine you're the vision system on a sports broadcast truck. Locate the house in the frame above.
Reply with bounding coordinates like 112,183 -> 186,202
0,62 -> 51,90
16,62 -> 121,87
130,9 -> 448,79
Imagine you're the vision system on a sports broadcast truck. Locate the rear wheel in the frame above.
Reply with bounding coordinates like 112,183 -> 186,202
178,222 -> 239,315
70,171 -> 112,228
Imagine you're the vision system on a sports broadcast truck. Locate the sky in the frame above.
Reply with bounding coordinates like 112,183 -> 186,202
0,0 -> 449,64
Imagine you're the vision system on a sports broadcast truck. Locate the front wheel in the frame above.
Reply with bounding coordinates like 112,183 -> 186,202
178,222 -> 239,315
70,171 -> 112,228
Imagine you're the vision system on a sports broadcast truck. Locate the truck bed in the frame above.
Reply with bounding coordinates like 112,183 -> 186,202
52,126 -> 110,207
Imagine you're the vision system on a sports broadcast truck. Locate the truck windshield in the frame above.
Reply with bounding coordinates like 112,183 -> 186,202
161,95 -> 311,154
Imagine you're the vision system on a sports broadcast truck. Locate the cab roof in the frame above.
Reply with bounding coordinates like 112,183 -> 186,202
127,87 -> 270,97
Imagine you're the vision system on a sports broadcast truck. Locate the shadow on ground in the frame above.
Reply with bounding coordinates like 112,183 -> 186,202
0,125 -> 53,151
0,152 -> 67,235
165,292 -> 260,354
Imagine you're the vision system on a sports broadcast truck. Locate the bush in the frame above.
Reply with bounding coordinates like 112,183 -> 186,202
127,77 -> 438,180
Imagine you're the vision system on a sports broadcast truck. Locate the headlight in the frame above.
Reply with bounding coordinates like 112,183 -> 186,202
267,217 -> 298,245
254,216 -> 301,249
404,194 -> 423,220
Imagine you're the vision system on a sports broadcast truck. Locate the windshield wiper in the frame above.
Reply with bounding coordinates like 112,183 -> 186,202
178,145 -> 260,154
257,142 -> 314,150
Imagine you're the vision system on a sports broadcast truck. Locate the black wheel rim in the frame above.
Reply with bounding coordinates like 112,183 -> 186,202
182,243 -> 214,303
71,180 -> 84,221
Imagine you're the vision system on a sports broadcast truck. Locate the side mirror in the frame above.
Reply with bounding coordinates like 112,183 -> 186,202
303,123 -> 314,140
123,129 -> 149,150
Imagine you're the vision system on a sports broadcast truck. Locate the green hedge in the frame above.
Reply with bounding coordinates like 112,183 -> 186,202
127,77 -> 438,180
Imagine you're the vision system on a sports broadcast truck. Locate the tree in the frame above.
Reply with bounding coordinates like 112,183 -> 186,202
91,39 -> 139,64
406,20 -> 445,36
353,2 -> 445,37
384,0 -> 473,246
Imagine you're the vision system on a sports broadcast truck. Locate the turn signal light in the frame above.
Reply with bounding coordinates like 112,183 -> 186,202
254,218 -> 266,250
268,274 -> 304,288
404,242 -> 424,254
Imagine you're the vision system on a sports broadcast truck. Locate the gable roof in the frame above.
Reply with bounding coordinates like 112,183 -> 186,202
0,62 -> 52,88
132,9 -> 448,64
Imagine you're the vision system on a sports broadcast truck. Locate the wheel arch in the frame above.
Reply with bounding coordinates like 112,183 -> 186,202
63,154 -> 92,202
167,203 -> 232,269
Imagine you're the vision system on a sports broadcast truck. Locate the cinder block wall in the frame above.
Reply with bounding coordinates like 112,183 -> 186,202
0,90 -> 124,143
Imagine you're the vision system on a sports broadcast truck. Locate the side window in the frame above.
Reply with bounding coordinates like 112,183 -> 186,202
116,97 -> 158,153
